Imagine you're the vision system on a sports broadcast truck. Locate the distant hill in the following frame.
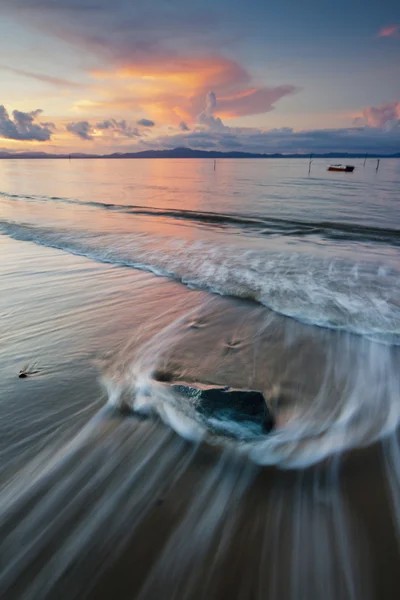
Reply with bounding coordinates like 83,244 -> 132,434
0,147 -> 399,160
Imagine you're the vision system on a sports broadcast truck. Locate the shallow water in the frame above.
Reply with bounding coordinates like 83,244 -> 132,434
0,158 -> 399,599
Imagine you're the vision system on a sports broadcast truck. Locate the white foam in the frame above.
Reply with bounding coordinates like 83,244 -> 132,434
1,219 -> 399,344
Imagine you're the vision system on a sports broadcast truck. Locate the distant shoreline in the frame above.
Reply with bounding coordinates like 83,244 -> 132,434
0,147 -> 399,160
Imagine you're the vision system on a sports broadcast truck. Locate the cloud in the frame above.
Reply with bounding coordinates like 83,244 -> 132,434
61,94 -> 400,152
197,91 -> 226,131
40,121 -> 56,130
0,65 -> 84,88
4,1 -> 298,125
136,122 -> 400,155
0,105 -> 53,141
96,119 -> 140,137
356,102 -> 400,128
377,25 -> 399,38
6,1 -> 225,64
137,118 -> 155,127
195,88 -> 299,133
91,59 -> 298,124
66,120 -> 93,140
218,86 -> 298,118
66,118 -> 141,140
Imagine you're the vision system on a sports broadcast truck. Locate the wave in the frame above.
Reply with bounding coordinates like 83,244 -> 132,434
1,218 -> 399,344
2,189 -> 400,244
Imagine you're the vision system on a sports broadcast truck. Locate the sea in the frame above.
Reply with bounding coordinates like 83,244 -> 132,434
0,157 -> 399,599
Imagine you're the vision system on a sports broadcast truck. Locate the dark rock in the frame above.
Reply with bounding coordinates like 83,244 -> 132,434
18,372 -> 27,379
170,382 -> 274,434
153,370 -> 174,383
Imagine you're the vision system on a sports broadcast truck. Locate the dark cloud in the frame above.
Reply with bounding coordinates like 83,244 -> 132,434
188,137 -> 217,149
5,0 -> 222,64
137,118 -> 155,127
10,1 -> 106,12
165,93 -> 397,153
66,121 -> 93,140
66,118 -> 141,140
138,124 -> 400,155
0,105 -> 53,141
96,119 -> 140,137
179,121 -> 190,131
40,121 -> 56,129
0,65 -> 84,88
96,120 -> 114,129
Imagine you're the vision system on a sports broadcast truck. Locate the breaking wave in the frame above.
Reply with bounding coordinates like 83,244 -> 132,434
1,218 -> 399,344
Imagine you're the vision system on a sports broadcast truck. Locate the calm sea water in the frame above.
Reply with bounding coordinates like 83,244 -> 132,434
1,158 -> 400,340
0,158 -> 399,599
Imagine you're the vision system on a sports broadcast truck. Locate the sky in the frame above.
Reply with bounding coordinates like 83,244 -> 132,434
0,0 -> 399,154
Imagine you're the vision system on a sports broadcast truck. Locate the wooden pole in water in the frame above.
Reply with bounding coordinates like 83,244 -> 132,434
308,154 -> 313,175
363,153 -> 368,167
376,159 -> 380,172
214,160 -> 216,171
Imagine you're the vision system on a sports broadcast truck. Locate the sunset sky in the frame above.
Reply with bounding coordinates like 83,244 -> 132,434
0,0 -> 399,154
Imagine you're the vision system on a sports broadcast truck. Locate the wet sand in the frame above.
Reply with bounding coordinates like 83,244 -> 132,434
1,416 -> 399,600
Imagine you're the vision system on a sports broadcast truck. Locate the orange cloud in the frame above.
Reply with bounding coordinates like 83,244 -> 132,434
377,25 -> 399,38
89,55 -> 298,124
1,2 -> 299,128
92,56 -> 249,100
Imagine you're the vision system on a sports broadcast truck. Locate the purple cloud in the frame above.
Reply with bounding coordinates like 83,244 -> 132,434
218,86 -> 299,118
356,102 -> 400,129
137,118 -> 155,127
40,121 -> 56,130
196,89 -> 299,131
66,121 -> 93,140
66,118 -> 142,140
377,25 -> 399,38
137,124 -> 400,155
0,65 -> 84,88
0,105 -> 53,141
96,119 -> 140,137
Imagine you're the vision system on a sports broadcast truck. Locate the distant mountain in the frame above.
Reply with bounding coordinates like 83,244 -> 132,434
0,147 -> 399,160
0,151 -> 98,159
107,147 -> 290,159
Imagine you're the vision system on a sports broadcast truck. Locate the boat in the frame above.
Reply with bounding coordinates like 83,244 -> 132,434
328,164 -> 355,172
